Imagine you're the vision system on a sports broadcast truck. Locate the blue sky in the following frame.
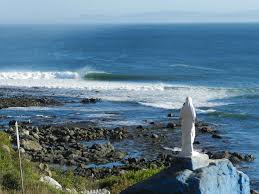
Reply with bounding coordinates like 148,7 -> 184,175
1,0 -> 259,23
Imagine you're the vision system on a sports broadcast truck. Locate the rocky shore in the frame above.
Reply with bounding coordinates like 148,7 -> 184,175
0,95 -> 257,192
5,119 -> 255,180
0,96 -> 61,109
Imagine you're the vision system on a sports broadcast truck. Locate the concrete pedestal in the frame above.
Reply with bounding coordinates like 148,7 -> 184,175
174,152 -> 210,170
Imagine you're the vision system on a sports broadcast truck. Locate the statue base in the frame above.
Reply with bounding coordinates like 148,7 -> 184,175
173,152 -> 209,170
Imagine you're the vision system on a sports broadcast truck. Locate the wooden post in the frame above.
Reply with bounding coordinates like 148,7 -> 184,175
15,121 -> 25,194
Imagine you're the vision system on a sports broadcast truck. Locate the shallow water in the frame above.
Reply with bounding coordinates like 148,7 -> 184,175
0,23 -> 258,189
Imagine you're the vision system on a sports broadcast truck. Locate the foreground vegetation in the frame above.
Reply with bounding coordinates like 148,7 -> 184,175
0,131 -> 163,194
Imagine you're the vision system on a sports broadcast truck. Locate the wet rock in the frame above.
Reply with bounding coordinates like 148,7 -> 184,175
0,96 -> 61,109
90,143 -> 115,157
207,151 -> 230,159
109,127 -> 128,140
149,121 -> 164,128
167,113 -> 174,117
8,120 -> 17,126
136,125 -> 144,130
199,126 -> 215,133
244,154 -> 256,162
81,98 -> 101,104
128,158 -> 138,164
151,133 -> 159,139
229,156 -> 241,164
166,122 -> 176,129
212,134 -> 222,139
207,151 -> 255,163
112,151 -> 126,159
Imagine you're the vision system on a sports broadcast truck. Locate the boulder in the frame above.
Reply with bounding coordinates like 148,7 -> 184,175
40,176 -> 62,190
21,140 -> 42,151
120,159 -> 250,194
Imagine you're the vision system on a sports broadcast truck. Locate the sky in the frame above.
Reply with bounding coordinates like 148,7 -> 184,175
1,0 -> 259,24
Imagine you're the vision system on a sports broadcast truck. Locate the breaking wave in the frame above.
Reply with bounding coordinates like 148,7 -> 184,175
0,71 -> 238,110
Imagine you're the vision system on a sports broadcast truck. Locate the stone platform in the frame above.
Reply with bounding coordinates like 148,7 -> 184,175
173,152 -> 210,170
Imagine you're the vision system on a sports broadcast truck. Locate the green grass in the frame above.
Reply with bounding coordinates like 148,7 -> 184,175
52,167 -> 163,194
0,131 -> 163,194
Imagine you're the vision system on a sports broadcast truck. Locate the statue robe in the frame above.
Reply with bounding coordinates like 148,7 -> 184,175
180,97 -> 196,157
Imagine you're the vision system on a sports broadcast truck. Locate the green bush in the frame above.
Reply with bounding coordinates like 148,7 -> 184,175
2,173 -> 21,191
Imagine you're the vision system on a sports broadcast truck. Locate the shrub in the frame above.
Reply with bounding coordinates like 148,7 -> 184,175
2,173 -> 21,191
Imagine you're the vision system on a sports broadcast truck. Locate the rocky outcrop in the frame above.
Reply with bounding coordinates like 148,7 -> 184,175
207,151 -> 256,163
120,158 -> 250,194
0,96 -> 61,109
6,125 -> 128,169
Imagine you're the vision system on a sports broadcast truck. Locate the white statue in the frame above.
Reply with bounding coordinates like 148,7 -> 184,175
179,97 -> 197,157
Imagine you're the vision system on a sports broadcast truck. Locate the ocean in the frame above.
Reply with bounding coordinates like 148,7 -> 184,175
0,23 -> 258,188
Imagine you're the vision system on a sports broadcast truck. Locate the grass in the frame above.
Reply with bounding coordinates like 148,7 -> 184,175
0,131 -> 163,194
52,167 -> 163,194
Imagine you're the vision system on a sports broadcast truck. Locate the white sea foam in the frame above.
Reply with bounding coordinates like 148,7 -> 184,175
196,109 -> 217,114
0,71 -> 80,80
0,71 -> 237,110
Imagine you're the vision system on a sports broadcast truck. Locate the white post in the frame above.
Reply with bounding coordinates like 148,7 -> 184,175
15,121 -> 25,194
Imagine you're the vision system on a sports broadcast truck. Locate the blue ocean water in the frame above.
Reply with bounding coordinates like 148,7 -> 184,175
0,24 -> 258,188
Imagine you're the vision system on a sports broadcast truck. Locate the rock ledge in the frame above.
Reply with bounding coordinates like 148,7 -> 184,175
120,159 -> 250,194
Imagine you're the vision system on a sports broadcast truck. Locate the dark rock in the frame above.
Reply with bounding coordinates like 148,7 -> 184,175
166,122 -> 176,129
244,154 -> 256,162
229,156 -> 241,164
167,113 -> 174,117
0,96 -> 61,109
208,151 -> 255,163
8,120 -> 17,126
199,126 -> 215,133
212,134 -> 222,139
81,98 -> 101,104
128,158 -> 138,164
136,125 -> 144,130
151,133 -> 159,139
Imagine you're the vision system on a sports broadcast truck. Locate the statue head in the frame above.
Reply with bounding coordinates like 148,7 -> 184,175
181,96 -> 196,120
